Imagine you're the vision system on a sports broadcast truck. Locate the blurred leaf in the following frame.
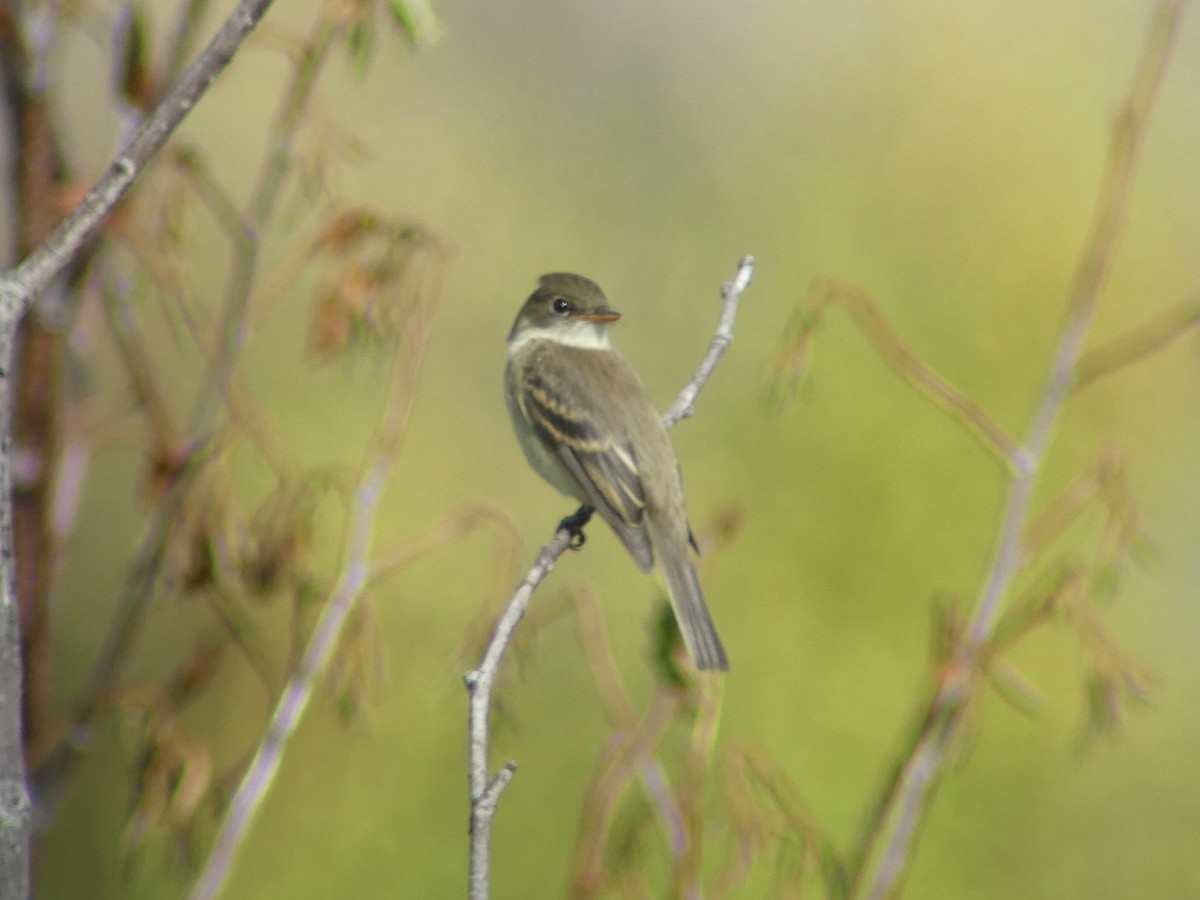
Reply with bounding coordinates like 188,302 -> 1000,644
160,440 -> 243,597
330,600 -> 386,726
345,17 -> 375,78
312,207 -> 383,255
113,0 -> 155,111
386,0 -> 443,47
242,475 -> 331,598
204,587 -> 279,696
764,307 -> 817,415
1081,670 -> 1122,743
991,560 -> 1081,651
122,697 -> 215,857
649,599 -> 691,690
720,742 -> 845,896
1089,560 -> 1120,607
984,656 -> 1045,719
698,502 -> 746,554
1096,450 -> 1159,568
164,640 -> 227,708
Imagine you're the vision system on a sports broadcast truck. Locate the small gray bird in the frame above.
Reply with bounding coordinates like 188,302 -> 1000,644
504,273 -> 728,671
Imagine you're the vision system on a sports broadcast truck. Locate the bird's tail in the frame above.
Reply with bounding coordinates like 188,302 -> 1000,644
659,543 -> 728,672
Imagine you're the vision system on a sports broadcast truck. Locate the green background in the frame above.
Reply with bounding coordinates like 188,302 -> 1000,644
38,0 -> 1200,897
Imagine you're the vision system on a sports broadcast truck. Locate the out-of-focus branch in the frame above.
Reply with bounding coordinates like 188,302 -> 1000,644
99,271 -> 180,457
93,0 -> 337,677
369,502 -> 521,585
189,249 -> 445,900
854,4 -> 1185,897
186,8 -> 340,435
32,0 -> 340,807
672,677 -> 723,898
570,689 -> 683,896
2,0 -> 69,770
0,0 -> 278,888
465,256 -> 755,900
968,0 -> 1182,648
767,278 -> 1021,467
567,586 -> 689,894
1073,297 -> 1200,390
158,0 -> 216,91
0,0 -> 278,318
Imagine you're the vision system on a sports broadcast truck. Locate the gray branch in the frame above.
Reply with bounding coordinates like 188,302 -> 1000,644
465,257 -> 755,900
0,0 -> 277,318
189,458 -> 390,900
0,0 -> 278,894
862,3 -> 1186,896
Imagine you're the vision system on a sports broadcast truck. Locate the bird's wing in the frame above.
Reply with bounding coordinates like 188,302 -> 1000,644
516,366 -> 655,571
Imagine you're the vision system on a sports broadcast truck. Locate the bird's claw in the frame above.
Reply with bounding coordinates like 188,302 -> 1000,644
558,506 -> 594,551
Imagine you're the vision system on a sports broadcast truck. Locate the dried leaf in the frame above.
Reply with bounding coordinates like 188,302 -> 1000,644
330,600 -> 386,725
313,208 -> 382,255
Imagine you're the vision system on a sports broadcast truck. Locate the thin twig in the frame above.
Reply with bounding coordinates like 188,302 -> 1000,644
31,0 -> 346,803
775,279 -> 1021,467
569,690 -> 683,896
673,677 -> 723,899
1073,297 -> 1200,390
188,460 -> 385,900
857,4 -> 1185,897
0,0 -> 279,884
568,586 -> 688,886
465,527 -> 571,899
465,256 -> 755,900
186,10 -> 340,436
0,0 -> 278,318
968,0 -> 1183,648
663,256 -> 756,428
188,253 -> 443,900
157,0 -> 215,91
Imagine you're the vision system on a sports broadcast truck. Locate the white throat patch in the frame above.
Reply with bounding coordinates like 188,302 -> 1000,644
508,320 -> 612,355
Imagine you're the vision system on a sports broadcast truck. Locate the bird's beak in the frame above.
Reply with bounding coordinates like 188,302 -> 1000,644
573,306 -> 621,324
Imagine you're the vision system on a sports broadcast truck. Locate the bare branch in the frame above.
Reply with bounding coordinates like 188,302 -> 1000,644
189,251 -> 444,900
0,0 -> 277,321
0,0 -> 278,890
663,256 -> 756,428
465,530 -> 570,900
768,278 -> 1021,467
1073,297 -> 1200,390
189,463 -> 385,900
967,0 -> 1183,650
466,257 -> 755,899
185,9 -> 341,435
31,0 -> 352,810
858,4 -> 1187,896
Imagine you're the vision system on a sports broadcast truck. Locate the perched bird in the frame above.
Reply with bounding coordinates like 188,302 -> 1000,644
504,273 -> 728,671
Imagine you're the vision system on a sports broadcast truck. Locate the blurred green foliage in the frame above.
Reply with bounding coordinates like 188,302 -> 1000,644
35,0 -> 1200,897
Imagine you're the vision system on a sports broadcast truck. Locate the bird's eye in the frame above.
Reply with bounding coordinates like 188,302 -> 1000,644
551,297 -> 570,315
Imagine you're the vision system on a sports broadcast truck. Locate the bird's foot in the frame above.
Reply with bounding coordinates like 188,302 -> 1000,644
558,506 -> 594,550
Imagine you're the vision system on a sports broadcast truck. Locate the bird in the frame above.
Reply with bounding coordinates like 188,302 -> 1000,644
504,273 -> 728,671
